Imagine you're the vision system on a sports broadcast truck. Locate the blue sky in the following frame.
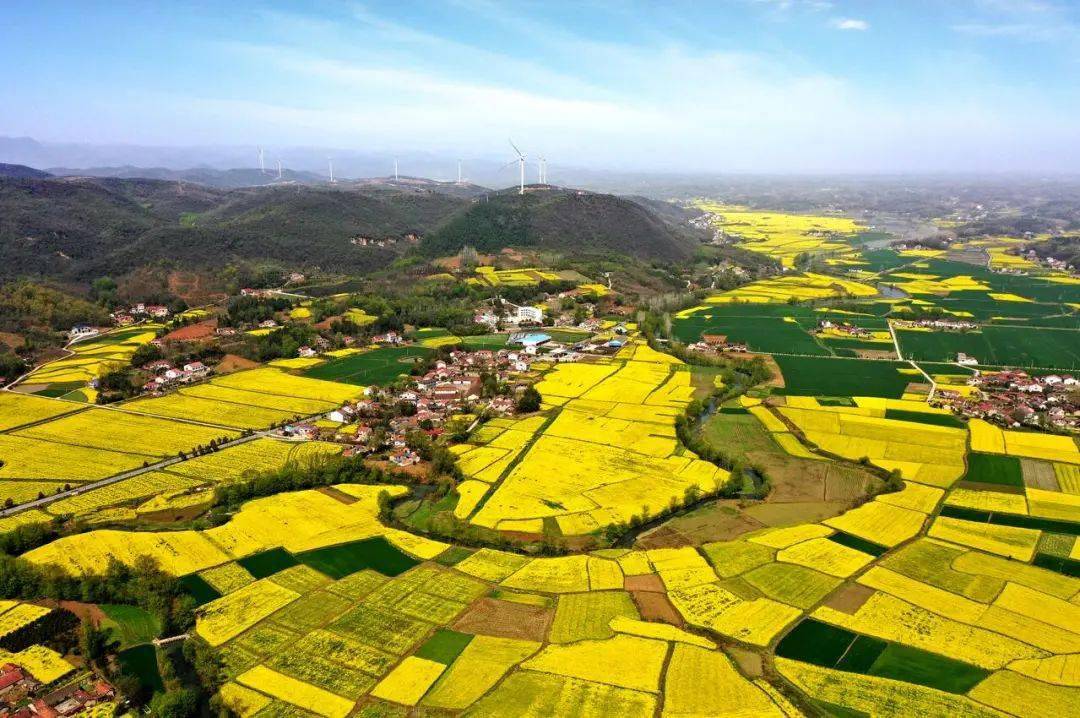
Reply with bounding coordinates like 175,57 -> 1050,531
3,0 -> 1078,172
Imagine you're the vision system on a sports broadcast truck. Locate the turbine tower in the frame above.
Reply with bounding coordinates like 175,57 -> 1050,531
509,139 -> 526,195
258,147 -> 265,174
394,158 -> 399,181
276,159 -> 283,180
328,157 -> 335,183
457,159 -> 463,184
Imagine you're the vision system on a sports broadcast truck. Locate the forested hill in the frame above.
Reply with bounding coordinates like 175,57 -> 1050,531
0,163 -> 52,179
0,177 -> 469,281
421,187 -> 704,261
0,176 -> 703,282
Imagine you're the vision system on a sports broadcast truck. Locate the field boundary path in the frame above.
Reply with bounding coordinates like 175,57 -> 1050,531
0,430 -> 266,518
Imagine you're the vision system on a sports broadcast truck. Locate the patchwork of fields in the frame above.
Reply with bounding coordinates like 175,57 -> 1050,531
0,365 -> 364,511
455,341 -> 731,535
21,324 -> 163,401
4,235 -> 1080,714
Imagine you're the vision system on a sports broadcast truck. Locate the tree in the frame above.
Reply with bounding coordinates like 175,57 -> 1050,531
80,623 -> 111,666
516,386 -> 541,413
149,689 -> 200,718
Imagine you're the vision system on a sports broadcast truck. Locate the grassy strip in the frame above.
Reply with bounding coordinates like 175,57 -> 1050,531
827,532 -> 888,557
882,409 -> 965,429
939,505 -> 1080,534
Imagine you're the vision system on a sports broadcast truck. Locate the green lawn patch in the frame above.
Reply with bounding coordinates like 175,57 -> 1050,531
883,409 -> 965,428
867,643 -> 988,693
297,536 -> 419,579
100,604 -> 160,648
834,635 -> 887,673
964,452 -> 1024,487
772,356 -> 912,399
414,629 -> 474,664
434,546 -> 474,567
827,532 -> 887,557
236,547 -> 299,579
460,334 -> 509,349
776,619 -> 858,666
303,346 -> 433,386
118,644 -> 164,693
178,574 -> 221,606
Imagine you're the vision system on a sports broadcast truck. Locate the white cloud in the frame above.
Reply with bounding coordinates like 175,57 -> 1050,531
830,18 -> 869,31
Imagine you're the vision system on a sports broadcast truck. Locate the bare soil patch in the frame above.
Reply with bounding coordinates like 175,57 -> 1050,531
743,501 -> 849,527
32,599 -> 105,626
824,584 -> 875,614
624,574 -> 665,593
216,354 -> 260,373
163,319 -> 217,342
317,486 -> 359,504
645,502 -> 767,545
631,591 -> 683,626
1021,459 -> 1059,491
727,646 -> 763,678
634,525 -> 693,550
0,331 -> 25,349
452,598 -> 553,642
855,349 -> 897,360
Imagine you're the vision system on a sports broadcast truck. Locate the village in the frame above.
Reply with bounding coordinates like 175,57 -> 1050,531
0,663 -> 115,718
274,326 -> 630,467
932,369 -> 1080,433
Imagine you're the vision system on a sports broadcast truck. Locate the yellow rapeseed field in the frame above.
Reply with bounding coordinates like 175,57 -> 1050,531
663,643 -> 785,717
423,636 -> 540,709
812,592 -> 1044,669
928,516 -> 1040,561
0,393 -> 81,431
521,634 -> 668,692
776,658 -> 1003,718
197,579 -> 300,646
371,656 -> 446,706
0,645 -> 75,683
217,682 -> 271,717
237,665 -> 354,718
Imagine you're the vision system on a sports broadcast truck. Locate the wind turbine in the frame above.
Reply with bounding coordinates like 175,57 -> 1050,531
328,157 -> 335,183
258,147 -> 266,174
457,159 -> 463,184
508,140 -> 526,195
541,157 -> 548,184
394,158 -> 399,181
276,159 -> 283,180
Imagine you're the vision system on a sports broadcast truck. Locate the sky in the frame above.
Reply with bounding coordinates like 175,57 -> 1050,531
2,0 -> 1079,174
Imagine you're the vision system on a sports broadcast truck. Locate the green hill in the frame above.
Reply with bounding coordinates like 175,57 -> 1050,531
421,187 -> 703,261
0,178 -> 468,281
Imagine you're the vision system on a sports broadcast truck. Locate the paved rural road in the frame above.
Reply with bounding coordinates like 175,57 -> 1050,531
0,430 -> 272,519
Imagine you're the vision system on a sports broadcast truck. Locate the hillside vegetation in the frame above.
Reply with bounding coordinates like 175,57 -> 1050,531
422,188 -> 703,261
0,178 -> 702,283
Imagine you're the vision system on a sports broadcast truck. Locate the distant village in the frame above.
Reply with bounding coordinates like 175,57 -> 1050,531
933,370 -> 1080,433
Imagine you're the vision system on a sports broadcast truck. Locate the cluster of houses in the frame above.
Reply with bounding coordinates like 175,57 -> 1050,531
1021,248 -> 1074,274
350,234 -> 419,247
816,319 -> 873,337
138,359 -> 210,394
0,665 -> 114,718
688,334 -> 749,354
893,318 -> 978,332
279,347 -> 541,466
110,302 -> 170,326
932,370 -> 1080,432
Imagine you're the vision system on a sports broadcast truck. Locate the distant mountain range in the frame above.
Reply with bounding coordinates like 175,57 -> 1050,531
0,172 -> 706,284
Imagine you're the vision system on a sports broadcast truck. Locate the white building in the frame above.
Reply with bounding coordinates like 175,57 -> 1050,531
516,305 -> 543,323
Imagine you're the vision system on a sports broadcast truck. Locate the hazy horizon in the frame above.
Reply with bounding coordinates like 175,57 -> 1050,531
4,1 -> 1079,175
